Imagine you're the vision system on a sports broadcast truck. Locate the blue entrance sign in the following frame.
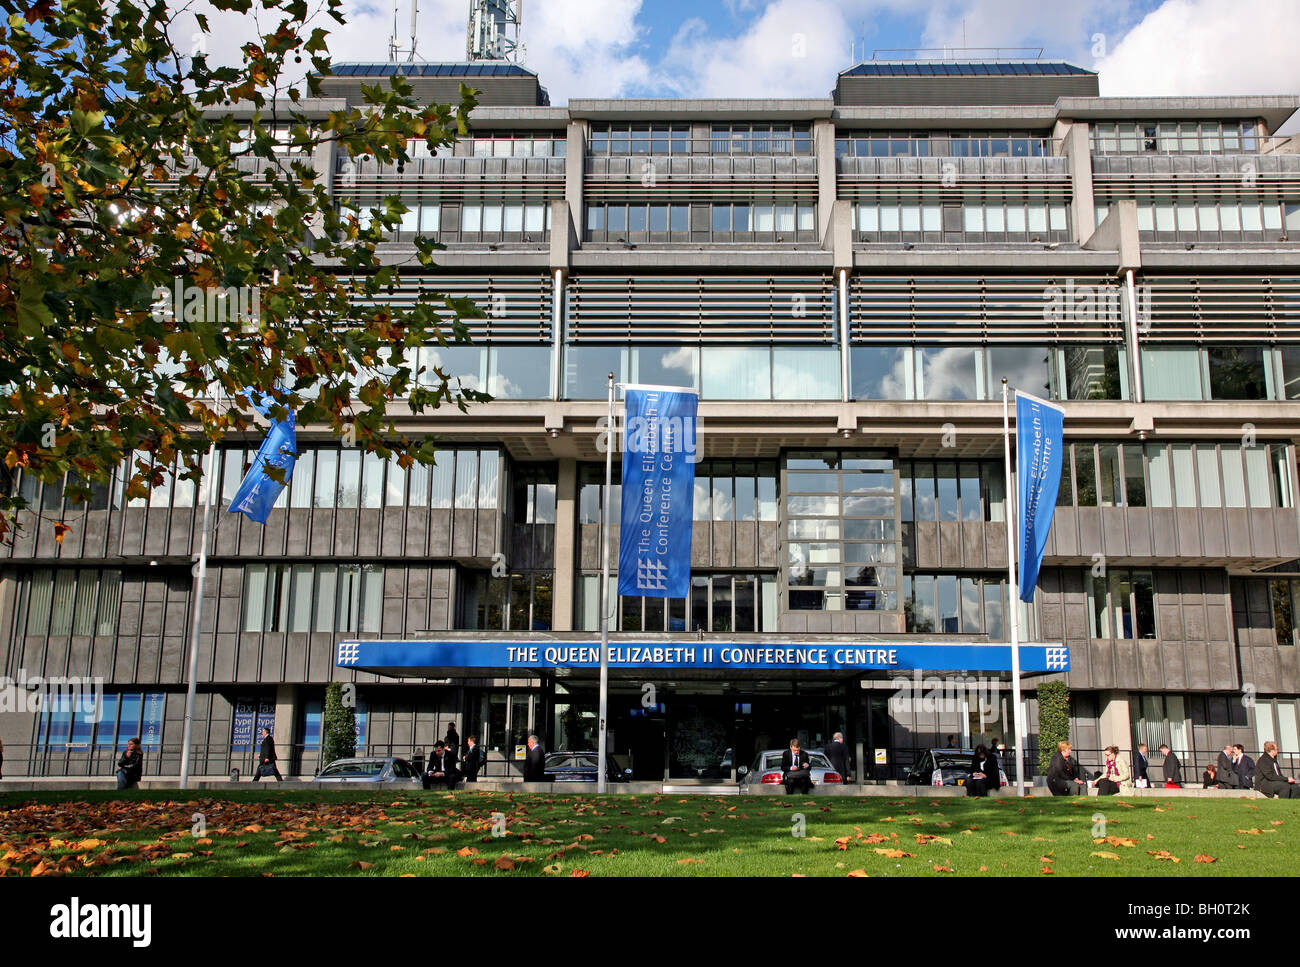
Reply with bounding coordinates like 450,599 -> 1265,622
337,639 -> 1070,674
617,385 -> 698,599
1015,391 -> 1065,602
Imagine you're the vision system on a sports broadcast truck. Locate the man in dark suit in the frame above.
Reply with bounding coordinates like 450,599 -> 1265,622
1216,745 -> 1239,787
524,734 -> 546,782
1159,743 -> 1182,787
425,740 -> 459,790
444,722 -> 461,758
1234,744 -> 1256,790
1256,741 -> 1299,798
781,738 -> 812,795
252,727 -> 282,781
824,732 -> 851,782
461,734 -> 484,782
1134,744 -> 1150,787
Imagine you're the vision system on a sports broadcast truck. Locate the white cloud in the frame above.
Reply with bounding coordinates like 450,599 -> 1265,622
1094,0 -> 1300,99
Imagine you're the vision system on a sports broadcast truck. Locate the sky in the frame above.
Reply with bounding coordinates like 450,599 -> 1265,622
178,0 -> 1300,127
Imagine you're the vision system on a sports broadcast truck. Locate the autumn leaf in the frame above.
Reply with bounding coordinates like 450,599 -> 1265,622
873,848 -> 914,858
834,836 -> 852,850
1093,836 -> 1137,848
1090,851 -> 1121,861
542,864 -> 563,875
677,858 -> 703,864
932,864 -> 953,873
569,869 -> 589,877
1194,854 -> 1217,863
1147,850 -> 1181,863
494,856 -> 515,871
456,847 -> 478,857
349,861 -> 373,870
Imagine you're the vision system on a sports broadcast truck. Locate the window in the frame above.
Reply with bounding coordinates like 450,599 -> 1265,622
242,564 -> 383,633
35,691 -> 164,749
905,573 -> 1005,634
1088,569 -> 1156,639
1141,346 -> 1203,400
1207,346 -> 1269,400
23,569 -> 121,637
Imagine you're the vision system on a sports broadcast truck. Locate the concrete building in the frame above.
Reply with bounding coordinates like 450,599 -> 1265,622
5,57 -> 1300,784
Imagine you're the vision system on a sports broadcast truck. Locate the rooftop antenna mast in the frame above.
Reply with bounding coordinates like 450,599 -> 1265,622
467,0 -> 525,62
388,0 -> 419,62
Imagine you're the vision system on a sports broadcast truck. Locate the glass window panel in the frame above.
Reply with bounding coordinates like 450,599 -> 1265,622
988,345 -> 1051,399
288,564 -> 313,632
701,346 -> 770,400
1245,446 -> 1271,507
1221,445 -> 1246,508
693,473 -> 711,521
1006,206 -> 1026,233
454,451 -> 479,509
961,577 -> 982,633
490,346 -> 551,399
963,206 -> 984,232
242,565 -> 267,632
901,205 -> 922,232
460,204 -> 481,232
936,463 -> 958,521
336,449 -> 361,507
1098,443 -> 1121,507
503,205 -> 523,232
912,462 -> 936,520
1242,204 -> 1263,231
1142,347 -> 1203,400
713,474 -> 734,521
1221,204 -> 1240,232
1207,346 -> 1268,400
627,205 -> 647,232
959,465 -> 981,520
1264,204 -> 1282,231
632,345 -> 698,391
566,345 -> 627,400
1195,446 -> 1221,507
773,348 -> 839,400
851,346 -> 909,400
857,205 -> 879,232
95,572 -> 120,636
1122,446 -> 1146,507
732,204 -> 750,231
788,494 -> 837,516
735,472 -> 756,522
1027,205 -> 1047,233
1075,446 -> 1097,506
313,449 -> 337,507
1171,444 -> 1196,507
917,346 -> 979,400
478,450 -> 500,509
983,582 -> 1004,639
758,467 -> 777,521
984,205 -> 1005,232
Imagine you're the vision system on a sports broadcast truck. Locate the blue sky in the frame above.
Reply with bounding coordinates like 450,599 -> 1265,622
188,0 -> 1300,125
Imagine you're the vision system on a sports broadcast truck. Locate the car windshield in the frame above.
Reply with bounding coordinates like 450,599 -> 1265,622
318,760 -> 385,777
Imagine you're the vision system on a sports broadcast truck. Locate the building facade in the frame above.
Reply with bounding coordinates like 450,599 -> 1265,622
5,58 -> 1300,782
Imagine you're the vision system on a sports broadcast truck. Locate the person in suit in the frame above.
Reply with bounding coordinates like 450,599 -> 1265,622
984,744 -> 1002,792
1216,745 -> 1239,787
966,744 -> 994,797
444,723 -> 461,757
524,734 -> 546,782
823,732 -> 851,782
1133,744 -> 1150,787
116,737 -> 143,790
1095,745 -> 1132,795
781,738 -> 812,795
425,740 -> 459,789
1234,745 -> 1256,790
461,734 -> 484,782
1158,743 -> 1182,787
252,727 -> 283,781
1046,740 -> 1085,796
1256,741 -> 1299,798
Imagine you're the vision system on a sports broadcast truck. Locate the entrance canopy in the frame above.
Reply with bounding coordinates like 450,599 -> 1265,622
335,637 -> 1070,679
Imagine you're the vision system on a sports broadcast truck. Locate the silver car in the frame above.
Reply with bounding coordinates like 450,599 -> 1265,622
311,756 -> 424,787
737,749 -> 845,787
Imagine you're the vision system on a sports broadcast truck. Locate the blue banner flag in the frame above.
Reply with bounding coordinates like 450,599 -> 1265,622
617,385 -> 698,598
229,390 -> 297,525
1015,391 -> 1065,602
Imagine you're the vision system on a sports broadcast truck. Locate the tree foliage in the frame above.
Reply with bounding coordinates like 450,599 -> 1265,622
0,0 -> 484,542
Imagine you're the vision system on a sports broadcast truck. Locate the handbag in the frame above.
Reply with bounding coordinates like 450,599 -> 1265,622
257,762 -> 277,777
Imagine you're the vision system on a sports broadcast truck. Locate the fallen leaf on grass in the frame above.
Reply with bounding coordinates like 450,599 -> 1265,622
1194,855 -> 1217,863
1090,851 -> 1121,861
872,848 -> 913,858
1147,850 -> 1181,863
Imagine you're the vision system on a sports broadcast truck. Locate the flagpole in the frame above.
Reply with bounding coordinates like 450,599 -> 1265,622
180,388 -> 220,790
1001,378 -> 1026,797
597,372 -> 614,794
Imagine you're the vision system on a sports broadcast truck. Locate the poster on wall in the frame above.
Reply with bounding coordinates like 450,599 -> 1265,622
231,699 -> 257,750
140,693 -> 165,746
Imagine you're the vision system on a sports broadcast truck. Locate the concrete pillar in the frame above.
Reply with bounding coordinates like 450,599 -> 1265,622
551,458 -> 577,631
814,118 -> 837,243
1055,119 -> 1096,242
273,683 -> 297,776
1098,689 -> 1132,753
564,119 -> 585,238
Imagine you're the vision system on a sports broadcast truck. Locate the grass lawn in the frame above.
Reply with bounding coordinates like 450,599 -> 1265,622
2,789 -> 1298,877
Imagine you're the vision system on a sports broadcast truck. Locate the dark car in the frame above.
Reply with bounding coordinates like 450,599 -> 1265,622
542,751 -> 632,783
905,749 -> 1009,789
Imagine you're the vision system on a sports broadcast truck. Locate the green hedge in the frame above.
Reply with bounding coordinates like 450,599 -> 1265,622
322,682 -> 357,768
1037,680 -> 1070,774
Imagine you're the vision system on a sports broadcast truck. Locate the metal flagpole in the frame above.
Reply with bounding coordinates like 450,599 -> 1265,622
597,372 -> 614,794
1001,378 -> 1026,797
180,387 -> 220,789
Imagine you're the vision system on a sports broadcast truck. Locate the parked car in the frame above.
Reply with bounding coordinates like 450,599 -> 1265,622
737,749 -> 844,787
904,749 -> 1009,788
312,756 -> 424,787
543,751 -> 633,783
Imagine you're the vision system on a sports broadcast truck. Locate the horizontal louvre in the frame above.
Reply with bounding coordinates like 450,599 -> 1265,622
1093,155 -> 1300,200
838,156 -> 1071,201
567,275 -> 835,343
335,157 -> 565,203
850,275 -> 1123,343
352,274 -> 552,342
1140,275 -> 1300,342
585,156 -> 817,203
